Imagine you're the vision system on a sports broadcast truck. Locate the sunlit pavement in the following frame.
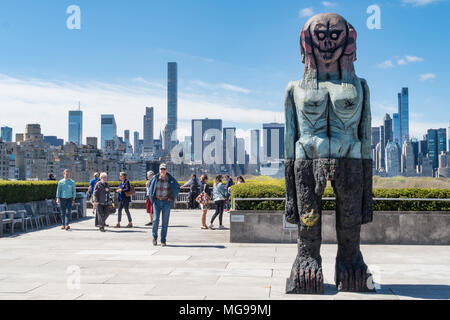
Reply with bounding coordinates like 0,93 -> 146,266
0,209 -> 449,300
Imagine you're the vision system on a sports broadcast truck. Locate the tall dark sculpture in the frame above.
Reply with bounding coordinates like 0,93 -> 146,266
285,13 -> 374,294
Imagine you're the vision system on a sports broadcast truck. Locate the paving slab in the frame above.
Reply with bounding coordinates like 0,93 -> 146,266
0,209 -> 449,300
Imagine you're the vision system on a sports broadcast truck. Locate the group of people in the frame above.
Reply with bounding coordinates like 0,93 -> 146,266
85,163 -> 180,246
55,166 -> 244,245
183,174 -> 245,230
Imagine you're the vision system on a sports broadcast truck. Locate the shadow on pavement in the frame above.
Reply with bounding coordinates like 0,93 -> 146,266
387,284 -> 450,300
165,244 -> 227,249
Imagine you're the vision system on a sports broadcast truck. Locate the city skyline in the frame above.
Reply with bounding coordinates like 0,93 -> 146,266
0,0 -> 449,145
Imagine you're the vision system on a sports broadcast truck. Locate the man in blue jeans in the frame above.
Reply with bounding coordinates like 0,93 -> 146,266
56,169 -> 77,231
147,163 -> 180,246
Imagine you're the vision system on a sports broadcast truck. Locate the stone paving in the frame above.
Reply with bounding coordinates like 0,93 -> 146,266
0,209 -> 449,300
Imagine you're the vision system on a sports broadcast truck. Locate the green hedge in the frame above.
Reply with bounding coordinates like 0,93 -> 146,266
0,181 -> 59,204
230,182 -> 450,212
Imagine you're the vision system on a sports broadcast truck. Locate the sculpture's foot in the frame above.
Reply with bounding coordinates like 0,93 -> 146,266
335,257 -> 375,292
286,256 -> 324,294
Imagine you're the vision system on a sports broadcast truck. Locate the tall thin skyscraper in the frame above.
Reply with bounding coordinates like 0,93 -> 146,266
68,109 -> 83,145
167,62 -> 178,141
143,107 -> 154,154
393,113 -> 400,145
398,87 -> 409,146
379,125 -> 385,169
101,114 -> 117,149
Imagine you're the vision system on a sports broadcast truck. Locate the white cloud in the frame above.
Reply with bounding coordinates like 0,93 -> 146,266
299,8 -> 314,18
378,60 -> 394,68
0,74 -> 280,144
406,55 -> 424,62
188,80 -> 250,94
379,55 -> 424,68
419,73 -> 436,81
322,1 -> 336,7
401,0 -> 440,6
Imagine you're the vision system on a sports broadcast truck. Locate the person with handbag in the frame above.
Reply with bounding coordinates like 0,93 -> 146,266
92,172 -> 112,232
115,172 -> 133,228
196,174 -> 211,230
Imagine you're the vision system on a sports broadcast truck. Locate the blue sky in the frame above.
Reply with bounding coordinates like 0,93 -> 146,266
0,0 -> 449,144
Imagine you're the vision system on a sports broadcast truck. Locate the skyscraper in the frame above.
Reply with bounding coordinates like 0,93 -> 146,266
101,114 -> 117,149
437,128 -> 447,154
262,123 -> 285,162
393,113 -> 400,145
371,127 -> 380,149
191,118 -> 222,164
124,130 -> 130,146
250,129 -> 261,165
427,129 -> 438,169
1,127 -> 12,142
143,107 -> 154,154
385,141 -> 400,177
379,125 -> 385,170
401,140 -> 415,177
167,62 -> 178,141
133,131 -> 140,155
223,127 -> 236,165
68,110 -> 83,145
383,113 -> 393,146
398,87 -> 409,146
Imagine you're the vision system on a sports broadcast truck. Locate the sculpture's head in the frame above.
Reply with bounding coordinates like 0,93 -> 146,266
300,13 -> 356,73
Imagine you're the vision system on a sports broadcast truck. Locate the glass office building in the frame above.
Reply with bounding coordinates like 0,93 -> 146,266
1,126 -> 12,142
101,114 -> 117,150
398,88 -> 409,146
68,110 -> 83,145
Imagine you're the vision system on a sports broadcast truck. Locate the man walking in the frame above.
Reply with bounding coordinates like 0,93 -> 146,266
87,172 -> 100,225
147,163 -> 180,246
56,169 -> 76,231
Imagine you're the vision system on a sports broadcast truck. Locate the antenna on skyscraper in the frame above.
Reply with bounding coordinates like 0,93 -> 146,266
78,101 -> 81,111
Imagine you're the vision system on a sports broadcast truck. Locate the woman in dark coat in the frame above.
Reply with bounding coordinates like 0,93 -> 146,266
115,172 -> 133,228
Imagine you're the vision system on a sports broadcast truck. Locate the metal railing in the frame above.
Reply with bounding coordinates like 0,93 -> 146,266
232,197 -> 450,210
77,187 -> 190,204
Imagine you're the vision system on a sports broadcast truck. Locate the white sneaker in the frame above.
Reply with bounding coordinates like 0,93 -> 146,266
209,224 -> 214,229
218,225 -> 226,230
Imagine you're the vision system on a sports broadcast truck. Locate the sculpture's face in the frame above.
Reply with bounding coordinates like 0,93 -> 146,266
310,15 -> 347,65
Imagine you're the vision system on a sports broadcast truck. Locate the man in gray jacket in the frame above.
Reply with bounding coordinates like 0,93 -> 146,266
92,172 -> 111,232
